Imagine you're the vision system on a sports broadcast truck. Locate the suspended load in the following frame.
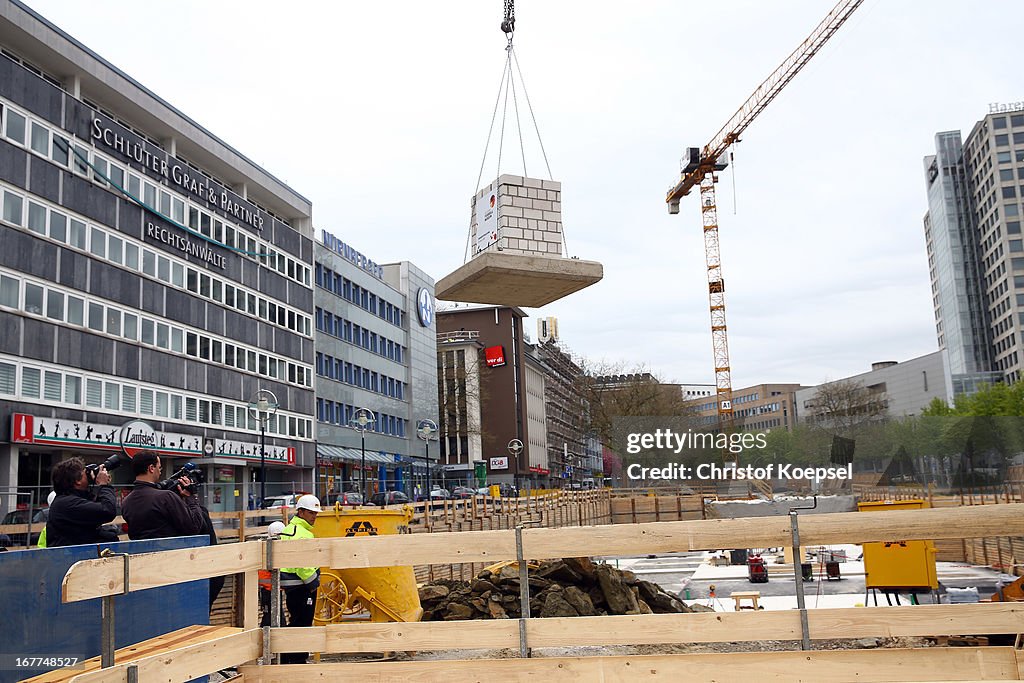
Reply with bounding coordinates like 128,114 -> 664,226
436,174 -> 602,307
435,1 -> 602,308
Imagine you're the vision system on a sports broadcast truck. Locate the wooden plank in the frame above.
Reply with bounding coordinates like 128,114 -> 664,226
240,647 -> 1021,682
26,626 -> 240,682
267,604 -> 1024,653
271,528 -> 516,570
68,628 -> 260,683
63,541 -> 264,602
239,570 -> 259,630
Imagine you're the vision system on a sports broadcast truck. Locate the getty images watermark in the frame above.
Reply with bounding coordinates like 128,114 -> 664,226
624,428 -> 852,485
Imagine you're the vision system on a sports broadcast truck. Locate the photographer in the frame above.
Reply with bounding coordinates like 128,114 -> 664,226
122,450 -> 206,540
47,457 -> 117,547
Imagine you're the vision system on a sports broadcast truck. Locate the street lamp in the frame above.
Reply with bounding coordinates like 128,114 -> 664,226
247,389 -> 279,507
349,408 -> 376,501
416,419 -> 438,502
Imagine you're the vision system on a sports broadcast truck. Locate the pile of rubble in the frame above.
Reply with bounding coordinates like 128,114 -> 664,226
418,557 -> 708,621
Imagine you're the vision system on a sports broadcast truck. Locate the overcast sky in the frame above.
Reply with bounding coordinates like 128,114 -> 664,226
25,0 -> 1023,389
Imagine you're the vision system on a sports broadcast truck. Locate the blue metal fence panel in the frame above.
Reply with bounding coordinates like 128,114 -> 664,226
0,535 -> 210,680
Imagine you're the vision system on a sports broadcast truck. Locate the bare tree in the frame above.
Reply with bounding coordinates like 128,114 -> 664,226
803,379 -> 887,436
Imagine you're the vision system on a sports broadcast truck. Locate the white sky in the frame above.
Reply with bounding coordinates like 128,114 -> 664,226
24,0 -> 1023,388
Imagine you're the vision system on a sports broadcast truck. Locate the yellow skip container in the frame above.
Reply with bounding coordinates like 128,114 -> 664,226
312,504 -> 423,623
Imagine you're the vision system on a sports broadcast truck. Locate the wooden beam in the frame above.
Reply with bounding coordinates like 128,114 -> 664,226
240,647 -> 1021,682
68,628 -> 260,683
269,505 -> 1024,569
63,542 -> 264,602
267,604 -> 1024,653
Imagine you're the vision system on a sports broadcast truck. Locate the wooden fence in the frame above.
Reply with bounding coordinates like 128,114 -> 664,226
56,504 -> 1024,682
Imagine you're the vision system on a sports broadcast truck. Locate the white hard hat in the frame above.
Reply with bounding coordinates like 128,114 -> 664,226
267,521 -> 286,538
47,491 -> 56,506
296,494 -> 321,513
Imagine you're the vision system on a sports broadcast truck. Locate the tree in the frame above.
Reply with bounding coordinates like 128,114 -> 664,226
802,379 -> 887,436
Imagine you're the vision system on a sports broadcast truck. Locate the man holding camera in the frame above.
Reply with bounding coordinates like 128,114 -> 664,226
122,450 -> 206,540
47,457 -> 118,547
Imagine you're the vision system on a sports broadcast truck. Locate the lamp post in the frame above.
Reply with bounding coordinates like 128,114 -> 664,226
349,408 -> 376,502
416,419 -> 438,502
247,389 -> 279,508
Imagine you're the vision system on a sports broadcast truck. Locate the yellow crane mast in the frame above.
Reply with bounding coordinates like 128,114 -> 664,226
666,0 -> 864,430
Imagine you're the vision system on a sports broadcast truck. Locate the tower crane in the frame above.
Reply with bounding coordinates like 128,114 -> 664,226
666,0 -> 864,430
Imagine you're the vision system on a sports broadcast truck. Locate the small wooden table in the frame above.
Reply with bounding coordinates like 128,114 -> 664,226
731,590 -> 761,611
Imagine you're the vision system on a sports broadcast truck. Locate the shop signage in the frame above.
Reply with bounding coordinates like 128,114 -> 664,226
216,466 -> 235,483
321,230 -> 384,280
118,419 -> 158,458
529,466 -> 550,475
91,117 -> 268,232
484,345 -> 506,367
417,287 -> 434,327
211,439 -> 295,465
11,413 -> 201,456
489,456 -> 509,470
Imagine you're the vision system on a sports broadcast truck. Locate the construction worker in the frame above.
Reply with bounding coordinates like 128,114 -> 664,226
259,521 -> 287,627
36,491 -> 56,548
279,494 -> 321,664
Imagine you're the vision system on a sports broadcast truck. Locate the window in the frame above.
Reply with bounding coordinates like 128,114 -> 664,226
4,109 -> 25,143
27,202 -> 46,234
90,227 -> 106,258
64,375 -> 80,404
46,290 -> 63,321
0,275 -> 17,308
69,218 -> 86,249
3,191 -> 23,225
21,367 -> 40,399
24,283 -> 43,314
122,385 -> 137,412
49,212 -> 66,242
30,122 -> 48,155
996,134 -> 1010,146
67,296 -> 84,326
104,382 -> 119,410
0,362 -> 15,395
994,116 -> 1008,129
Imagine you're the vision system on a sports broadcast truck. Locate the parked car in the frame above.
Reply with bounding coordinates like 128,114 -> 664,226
451,486 -> 476,499
365,491 -> 410,507
333,491 -> 364,507
414,488 -> 452,502
1,506 -> 48,546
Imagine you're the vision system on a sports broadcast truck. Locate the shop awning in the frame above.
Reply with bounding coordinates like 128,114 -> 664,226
317,445 -> 398,465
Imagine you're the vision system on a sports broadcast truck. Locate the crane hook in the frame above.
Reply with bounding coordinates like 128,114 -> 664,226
501,0 -> 515,37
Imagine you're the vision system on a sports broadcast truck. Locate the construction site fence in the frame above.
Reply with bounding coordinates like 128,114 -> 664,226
54,503 -> 1024,682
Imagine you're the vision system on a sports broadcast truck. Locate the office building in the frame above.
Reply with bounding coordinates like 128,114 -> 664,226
0,2 -> 315,513
924,107 -> 1024,389
313,232 -> 438,499
688,383 -> 803,432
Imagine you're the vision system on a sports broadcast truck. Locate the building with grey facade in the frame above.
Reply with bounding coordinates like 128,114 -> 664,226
0,1 -> 315,515
314,231 -> 438,499
794,353 -> 948,424
923,107 -> 1024,391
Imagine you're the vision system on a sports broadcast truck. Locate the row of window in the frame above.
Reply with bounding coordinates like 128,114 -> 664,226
315,264 -> 406,329
0,269 -> 312,388
315,307 -> 406,365
0,356 -> 312,439
0,97 -> 311,290
315,399 -> 408,438
992,114 -> 1024,130
315,352 -> 406,400
0,182 -> 312,338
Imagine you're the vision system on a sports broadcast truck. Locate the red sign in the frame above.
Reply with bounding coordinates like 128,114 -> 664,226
529,466 -> 550,475
484,345 -> 506,367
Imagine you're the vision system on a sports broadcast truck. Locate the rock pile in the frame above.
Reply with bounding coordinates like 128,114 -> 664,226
418,557 -> 703,621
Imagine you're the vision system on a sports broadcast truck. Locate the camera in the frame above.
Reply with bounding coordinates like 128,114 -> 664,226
158,462 -> 205,495
85,454 -> 123,484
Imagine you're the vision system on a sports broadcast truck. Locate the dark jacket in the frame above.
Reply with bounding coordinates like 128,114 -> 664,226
47,487 -> 117,547
122,480 -> 206,540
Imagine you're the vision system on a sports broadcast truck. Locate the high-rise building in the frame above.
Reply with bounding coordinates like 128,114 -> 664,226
924,107 -> 1024,389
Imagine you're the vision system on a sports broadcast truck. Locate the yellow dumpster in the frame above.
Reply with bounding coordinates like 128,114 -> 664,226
312,505 -> 423,623
489,484 -> 501,498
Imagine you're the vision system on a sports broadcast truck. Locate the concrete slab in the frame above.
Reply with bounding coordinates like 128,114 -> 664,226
436,252 -> 603,308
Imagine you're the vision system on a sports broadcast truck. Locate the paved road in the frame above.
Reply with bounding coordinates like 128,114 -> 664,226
601,551 -> 1010,610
